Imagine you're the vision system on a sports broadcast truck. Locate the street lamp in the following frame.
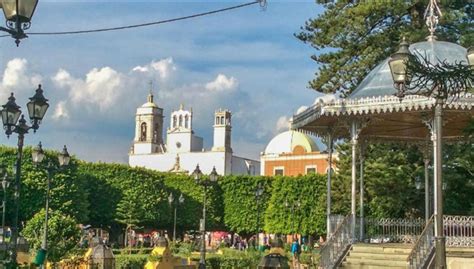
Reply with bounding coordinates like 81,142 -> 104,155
1,168 -> 10,246
0,0 -> 39,46
193,165 -> 218,269
168,192 -> 184,243
31,142 -> 71,268
1,85 -> 49,266
254,182 -> 264,249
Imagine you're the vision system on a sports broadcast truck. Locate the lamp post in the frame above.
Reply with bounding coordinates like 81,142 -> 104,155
415,176 -> 430,222
1,85 -> 49,266
193,165 -> 218,269
168,192 -> 184,243
388,38 -> 472,269
254,182 -> 264,249
0,0 -> 39,46
31,142 -> 71,268
1,168 -> 10,246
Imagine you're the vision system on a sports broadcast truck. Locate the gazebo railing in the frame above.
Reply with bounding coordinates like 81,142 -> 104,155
320,214 -> 354,269
361,218 -> 425,244
406,216 -> 435,269
444,215 -> 474,247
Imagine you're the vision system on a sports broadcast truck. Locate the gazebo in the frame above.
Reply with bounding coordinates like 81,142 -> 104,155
290,3 -> 473,268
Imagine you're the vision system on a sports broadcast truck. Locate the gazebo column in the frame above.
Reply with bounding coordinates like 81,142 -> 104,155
424,157 -> 430,221
322,132 -> 334,237
359,142 -> 366,242
433,99 -> 446,269
350,121 -> 360,238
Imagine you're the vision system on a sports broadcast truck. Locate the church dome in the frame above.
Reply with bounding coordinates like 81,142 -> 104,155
350,40 -> 469,99
264,130 -> 319,155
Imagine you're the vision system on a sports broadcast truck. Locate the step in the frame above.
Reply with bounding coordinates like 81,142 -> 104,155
344,257 -> 407,266
339,264 -> 406,269
347,252 -> 408,260
351,244 -> 412,255
343,259 -> 407,267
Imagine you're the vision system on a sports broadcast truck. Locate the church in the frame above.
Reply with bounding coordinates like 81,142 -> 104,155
128,92 -> 260,176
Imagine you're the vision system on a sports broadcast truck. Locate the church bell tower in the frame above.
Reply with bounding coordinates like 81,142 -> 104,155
131,86 -> 165,154
212,109 -> 232,152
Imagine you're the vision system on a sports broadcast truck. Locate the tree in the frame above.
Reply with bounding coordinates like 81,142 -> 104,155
296,1 -> 472,96
21,209 -> 81,263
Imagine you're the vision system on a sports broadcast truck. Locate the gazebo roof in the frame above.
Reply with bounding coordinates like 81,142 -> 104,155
350,40 -> 468,99
291,39 -> 473,142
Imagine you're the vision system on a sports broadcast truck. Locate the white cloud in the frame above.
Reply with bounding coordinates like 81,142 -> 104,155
52,101 -> 70,120
275,116 -> 290,133
0,58 -> 42,101
132,58 -> 177,80
205,74 -> 238,92
52,67 -> 123,111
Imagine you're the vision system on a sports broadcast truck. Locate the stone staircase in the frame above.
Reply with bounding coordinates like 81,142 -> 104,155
339,243 -> 412,269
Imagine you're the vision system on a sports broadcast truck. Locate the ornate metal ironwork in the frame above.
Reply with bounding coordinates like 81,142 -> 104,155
444,215 -> 474,247
360,218 -> 425,244
320,214 -> 354,269
407,216 -> 435,269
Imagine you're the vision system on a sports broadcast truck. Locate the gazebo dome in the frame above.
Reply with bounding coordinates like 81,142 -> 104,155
350,40 -> 468,99
264,130 -> 319,155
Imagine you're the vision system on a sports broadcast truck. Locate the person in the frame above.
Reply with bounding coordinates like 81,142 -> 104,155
291,238 -> 301,268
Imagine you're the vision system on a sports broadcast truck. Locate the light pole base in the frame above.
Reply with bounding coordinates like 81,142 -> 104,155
434,236 -> 446,269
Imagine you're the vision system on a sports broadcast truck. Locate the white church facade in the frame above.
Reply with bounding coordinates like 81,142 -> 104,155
129,92 -> 260,176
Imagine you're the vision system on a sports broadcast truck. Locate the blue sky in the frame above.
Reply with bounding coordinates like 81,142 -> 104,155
0,0 -> 323,162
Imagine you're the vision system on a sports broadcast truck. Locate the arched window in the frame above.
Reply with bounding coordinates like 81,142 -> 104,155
154,124 -> 159,142
185,115 -> 189,128
173,116 -> 177,128
140,122 -> 147,141
220,116 -> 225,125
216,116 -> 219,125
179,115 -> 183,127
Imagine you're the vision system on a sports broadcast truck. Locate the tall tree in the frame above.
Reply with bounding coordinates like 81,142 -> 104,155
297,0 -> 472,96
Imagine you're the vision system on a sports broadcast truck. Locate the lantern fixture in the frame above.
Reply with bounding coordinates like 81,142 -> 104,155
389,38 -> 412,99
58,145 -> 70,167
1,93 -> 21,136
415,176 -> 422,190
467,47 -> 474,67
209,166 -> 219,182
0,0 -> 39,45
31,142 -> 45,164
193,164 -> 203,182
27,85 -> 49,132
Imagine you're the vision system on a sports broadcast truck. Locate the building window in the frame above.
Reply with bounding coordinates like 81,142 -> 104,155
220,116 -> 225,125
306,166 -> 317,175
185,115 -> 189,128
140,122 -> 147,141
216,116 -> 219,125
274,167 -> 284,176
173,116 -> 177,128
179,115 -> 183,127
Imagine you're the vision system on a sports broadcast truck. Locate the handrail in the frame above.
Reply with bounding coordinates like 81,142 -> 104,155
406,216 -> 435,269
320,214 -> 353,269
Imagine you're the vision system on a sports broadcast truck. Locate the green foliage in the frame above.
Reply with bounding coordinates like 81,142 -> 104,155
220,175 -> 272,235
297,1 -> 472,96
21,209 -> 81,262
114,254 -> 148,269
264,174 -> 326,235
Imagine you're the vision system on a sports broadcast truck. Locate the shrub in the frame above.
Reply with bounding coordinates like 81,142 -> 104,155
114,254 -> 148,269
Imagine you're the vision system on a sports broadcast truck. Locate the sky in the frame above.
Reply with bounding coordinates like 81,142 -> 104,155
0,0 -> 324,163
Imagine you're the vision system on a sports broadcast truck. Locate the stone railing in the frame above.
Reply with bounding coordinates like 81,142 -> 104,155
406,216 -> 435,269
